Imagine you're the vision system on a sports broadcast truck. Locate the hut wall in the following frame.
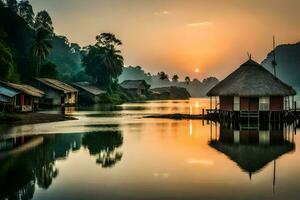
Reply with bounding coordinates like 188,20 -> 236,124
29,80 -> 63,106
220,96 -> 233,111
65,92 -> 77,105
270,96 -> 283,111
14,94 -> 34,112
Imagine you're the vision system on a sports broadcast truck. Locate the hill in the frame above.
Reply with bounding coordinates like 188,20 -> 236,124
261,42 -> 300,92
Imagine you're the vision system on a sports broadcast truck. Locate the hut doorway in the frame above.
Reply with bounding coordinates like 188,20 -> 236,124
240,97 -> 259,111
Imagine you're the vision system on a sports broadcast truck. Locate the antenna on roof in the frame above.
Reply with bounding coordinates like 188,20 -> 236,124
272,35 -> 277,77
247,52 -> 252,60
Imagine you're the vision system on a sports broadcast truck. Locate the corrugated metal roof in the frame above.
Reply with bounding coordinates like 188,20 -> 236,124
36,78 -> 78,93
0,81 -> 44,97
0,85 -> 19,97
71,83 -> 105,95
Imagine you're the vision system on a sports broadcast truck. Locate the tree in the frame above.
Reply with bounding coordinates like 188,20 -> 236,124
185,76 -> 191,85
96,32 -> 122,48
82,131 -> 123,168
172,74 -> 179,82
19,0 -> 34,27
82,33 -> 124,90
31,28 -> 52,78
0,42 -> 19,82
6,0 -> 18,13
40,62 -> 58,78
35,10 -> 54,33
158,71 -> 169,80
70,43 -> 81,54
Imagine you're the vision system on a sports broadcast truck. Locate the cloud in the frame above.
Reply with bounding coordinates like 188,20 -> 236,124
187,21 -> 213,27
154,10 -> 171,15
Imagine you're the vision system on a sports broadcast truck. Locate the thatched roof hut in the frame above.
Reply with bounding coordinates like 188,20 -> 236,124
207,59 -> 296,97
206,59 -> 297,112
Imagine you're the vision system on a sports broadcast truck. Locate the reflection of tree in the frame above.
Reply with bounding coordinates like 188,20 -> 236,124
0,133 -> 82,199
0,131 -> 124,199
82,131 -> 123,168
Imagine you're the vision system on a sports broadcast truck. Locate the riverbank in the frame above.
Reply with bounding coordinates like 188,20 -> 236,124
144,113 -> 207,120
0,112 -> 77,125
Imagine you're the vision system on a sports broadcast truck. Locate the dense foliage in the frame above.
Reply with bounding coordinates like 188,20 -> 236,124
0,1 -> 90,83
82,33 -> 124,90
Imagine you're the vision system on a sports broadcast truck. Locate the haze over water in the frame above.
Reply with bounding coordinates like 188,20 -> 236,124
0,99 -> 299,200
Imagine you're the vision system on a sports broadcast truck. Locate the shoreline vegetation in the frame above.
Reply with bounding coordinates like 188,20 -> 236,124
0,112 -> 77,125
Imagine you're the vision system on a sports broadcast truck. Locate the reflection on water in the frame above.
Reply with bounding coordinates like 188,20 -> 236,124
0,131 -> 123,199
209,123 -> 295,184
0,98 -> 299,200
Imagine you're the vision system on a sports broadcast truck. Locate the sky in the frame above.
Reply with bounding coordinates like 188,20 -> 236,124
30,0 -> 300,80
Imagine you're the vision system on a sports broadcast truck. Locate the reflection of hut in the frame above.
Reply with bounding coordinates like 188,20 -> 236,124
120,80 -> 150,96
29,78 -> 78,106
209,125 -> 295,175
207,59 -> 297,120
0,81 -> 44,112
71,82 -> 106,105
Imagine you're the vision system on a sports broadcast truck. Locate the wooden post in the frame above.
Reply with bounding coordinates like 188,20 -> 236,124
210,96 -> 212,110
294,101 -> 297,119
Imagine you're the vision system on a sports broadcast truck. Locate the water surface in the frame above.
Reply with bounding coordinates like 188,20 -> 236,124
0,98 -> 299,200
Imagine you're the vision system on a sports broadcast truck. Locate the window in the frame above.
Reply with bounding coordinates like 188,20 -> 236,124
259,97 -> 270,111
233,96 -> 240,111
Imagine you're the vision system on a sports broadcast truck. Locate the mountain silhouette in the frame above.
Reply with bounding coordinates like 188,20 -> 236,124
261,42 -> 300,92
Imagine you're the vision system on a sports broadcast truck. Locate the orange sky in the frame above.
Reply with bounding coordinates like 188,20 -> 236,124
30,0 -> 300,80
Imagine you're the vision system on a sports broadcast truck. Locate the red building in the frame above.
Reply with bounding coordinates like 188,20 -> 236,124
207,59 -> 297,119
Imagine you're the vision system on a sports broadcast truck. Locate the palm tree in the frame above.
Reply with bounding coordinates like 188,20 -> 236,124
31,28 -> 52,78
100,46 -> 124,85
172,74 -> 179,82
83,33 -> 124,90
185,76 -> 191,85
158,71 -> 169,80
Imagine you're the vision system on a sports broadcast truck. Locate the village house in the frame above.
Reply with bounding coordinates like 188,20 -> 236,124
0,81 -> 44,112
29,78 -> 78,106
71,82 -> 106,105
207,59 -> 297,120
120,80 -> 150,97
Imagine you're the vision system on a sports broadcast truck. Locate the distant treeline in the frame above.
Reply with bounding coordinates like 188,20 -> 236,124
118,66 -> 219,97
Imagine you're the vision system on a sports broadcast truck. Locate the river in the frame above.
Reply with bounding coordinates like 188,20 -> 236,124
0,98 -> 299,200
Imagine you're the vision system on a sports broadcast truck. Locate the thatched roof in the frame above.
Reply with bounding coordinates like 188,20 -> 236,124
207,59 -> 297,96
0,81 -> 44,98
120,80 -> 150,89
35,78 -> 78,94
210,141 -> 294,173
71,83 -> 106,96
